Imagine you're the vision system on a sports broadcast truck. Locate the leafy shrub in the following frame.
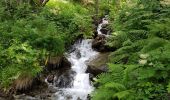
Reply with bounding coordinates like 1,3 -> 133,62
148,18 -> 170,40
0,0 -> 93,89
93,0 -> 170,100
106,31 -> 128,49
45,0 -> 93,41
0,42 -> 43,88
93,42 -> 170,100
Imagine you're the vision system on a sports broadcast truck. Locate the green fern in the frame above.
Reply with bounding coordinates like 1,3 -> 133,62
92,1 -> 170,99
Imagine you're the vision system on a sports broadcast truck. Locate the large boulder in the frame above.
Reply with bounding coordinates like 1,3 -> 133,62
86,52 -> 110,76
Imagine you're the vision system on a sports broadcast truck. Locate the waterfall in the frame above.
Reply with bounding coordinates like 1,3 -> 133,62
52,16 -> 109,100
53,39 -> 98,100
97,16 -> 109,35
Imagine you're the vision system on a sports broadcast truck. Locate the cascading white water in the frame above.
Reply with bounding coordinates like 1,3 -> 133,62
53,39 -> 98,100
52,16 -> 109,100
97,17 -> 109,35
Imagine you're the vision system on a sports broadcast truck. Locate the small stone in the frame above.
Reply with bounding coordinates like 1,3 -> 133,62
47,75 -> 54,83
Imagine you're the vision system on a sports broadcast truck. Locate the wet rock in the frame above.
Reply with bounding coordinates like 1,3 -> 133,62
32,93 -> 51,100
89,73 -> 94,81
47,75 -> 54,83
54,70 -> 76,88
60,57 -> 71,69
39,93 -> 51,100
86,53 -> 110,76
67,96 -> 73,100
87,94 -> 91,100
87,65 -> 108,76
92,34 -> 107,52
48,86 -> 58,93
14,94 -> 38,100
75,50 -> 81,59
100,28 -> 109,35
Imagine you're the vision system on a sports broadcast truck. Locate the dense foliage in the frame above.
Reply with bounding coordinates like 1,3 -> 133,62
93,0 -> 170,99
1,0 -> 170,99
0,0 -> 93,90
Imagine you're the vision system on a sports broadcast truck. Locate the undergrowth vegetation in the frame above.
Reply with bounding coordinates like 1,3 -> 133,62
92,0 -> 170,99
0,0 -> 93,90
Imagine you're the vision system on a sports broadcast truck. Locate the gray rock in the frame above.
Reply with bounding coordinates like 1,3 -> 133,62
48,86 -> 58,93
86,52 -> 110,76
54,70 -> 76,88
100,28 -> 109,35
